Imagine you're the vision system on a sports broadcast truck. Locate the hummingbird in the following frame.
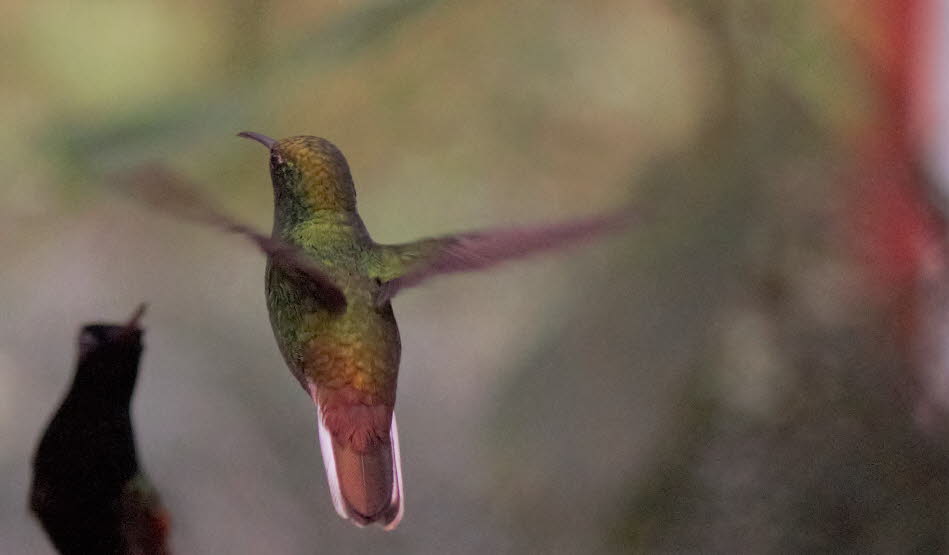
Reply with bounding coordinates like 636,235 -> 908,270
30,305 -> 170,554
118,133 -> 632,530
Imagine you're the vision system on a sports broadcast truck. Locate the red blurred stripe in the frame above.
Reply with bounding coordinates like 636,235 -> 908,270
847,0 -> 944,345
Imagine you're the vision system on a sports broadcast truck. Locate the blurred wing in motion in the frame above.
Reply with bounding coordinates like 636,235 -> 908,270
112,163 -> 346,312
374,204 -> 636,303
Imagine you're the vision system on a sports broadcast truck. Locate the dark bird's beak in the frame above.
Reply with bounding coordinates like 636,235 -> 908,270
123,303 -> 147,332
237,131 -> 277,149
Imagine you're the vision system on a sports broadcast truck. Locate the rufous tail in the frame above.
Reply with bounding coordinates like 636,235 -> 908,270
309,384 -> 404,530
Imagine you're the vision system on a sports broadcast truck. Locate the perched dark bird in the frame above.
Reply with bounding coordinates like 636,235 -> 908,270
118,133 -> 633,529
30,306 -> 170,554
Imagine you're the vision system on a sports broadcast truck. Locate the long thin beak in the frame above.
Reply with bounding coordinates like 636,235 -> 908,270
237,131 -> 277,149
123,303 -> 147,331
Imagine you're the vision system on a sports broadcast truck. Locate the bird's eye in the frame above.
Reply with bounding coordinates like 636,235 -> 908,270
271,151 -> 285,166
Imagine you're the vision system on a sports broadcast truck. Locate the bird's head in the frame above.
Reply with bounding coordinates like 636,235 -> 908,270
74,304 -> 146,396
239,132 -> 357,228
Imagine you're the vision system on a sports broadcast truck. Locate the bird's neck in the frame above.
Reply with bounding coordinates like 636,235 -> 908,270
60,385 -> 134,420
63,361 -> 138,415
275,209 -> 370,247
271,168 -> 357,232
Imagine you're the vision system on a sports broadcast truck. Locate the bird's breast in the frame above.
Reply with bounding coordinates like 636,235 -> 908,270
301,307 -> 401,404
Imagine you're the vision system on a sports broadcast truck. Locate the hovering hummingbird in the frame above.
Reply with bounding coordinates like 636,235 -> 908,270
30,305 -> 170,554
119,133 -> 632,530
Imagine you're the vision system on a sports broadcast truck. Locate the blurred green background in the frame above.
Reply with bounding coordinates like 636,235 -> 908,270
5,1 -> 946,553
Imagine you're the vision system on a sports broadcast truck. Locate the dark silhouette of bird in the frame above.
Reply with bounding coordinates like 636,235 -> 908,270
30,305 -> 170,554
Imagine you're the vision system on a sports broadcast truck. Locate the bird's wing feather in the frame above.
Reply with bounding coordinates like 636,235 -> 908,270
373,204 -> 635,303
112,163 -> 346,311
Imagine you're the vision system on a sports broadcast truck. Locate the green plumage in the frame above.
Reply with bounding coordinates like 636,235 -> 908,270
229,131 -> 631,528
255,134 -> 408,527
121,130 -> 630,529
265,210 -> 402,402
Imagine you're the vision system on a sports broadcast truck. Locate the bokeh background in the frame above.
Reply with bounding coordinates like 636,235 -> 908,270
5,1 -> 949,553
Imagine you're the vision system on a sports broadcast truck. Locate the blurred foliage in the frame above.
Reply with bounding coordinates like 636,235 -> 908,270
3,1 -> 946,554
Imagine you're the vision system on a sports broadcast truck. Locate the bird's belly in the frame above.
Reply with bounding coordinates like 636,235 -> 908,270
303,318 -> 401,404
265,259 -> 401,401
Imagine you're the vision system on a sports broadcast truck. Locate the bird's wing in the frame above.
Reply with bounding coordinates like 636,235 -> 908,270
112,163 -> 346,311
119,474 -> 171,555
372,204 -> 635,304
